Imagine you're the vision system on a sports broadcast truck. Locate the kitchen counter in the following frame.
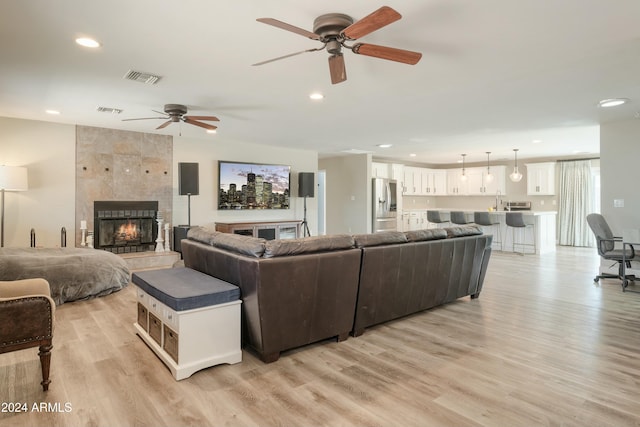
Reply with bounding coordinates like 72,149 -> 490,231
401,209 -> 556,254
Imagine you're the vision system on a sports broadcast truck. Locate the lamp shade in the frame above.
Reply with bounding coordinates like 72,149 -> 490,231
0,166 -> 28,191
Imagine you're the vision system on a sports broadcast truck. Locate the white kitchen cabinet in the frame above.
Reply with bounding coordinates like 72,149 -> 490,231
401,212 -> 411,231
403,166 -> 422,195
408,211 -> 422,230
526,162 -> 556,195
465,167 -> 486,195
421,169 -> 447,195
470,165 -> 506,195
390,163 -> 404,182
372,162 -> 390,179
450,166 -> 506,196
447,169 -> 468,195
484,165 -> 506,195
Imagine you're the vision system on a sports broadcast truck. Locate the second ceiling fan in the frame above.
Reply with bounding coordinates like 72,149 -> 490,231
122,104 -> 219,131
253,6 -> 422,84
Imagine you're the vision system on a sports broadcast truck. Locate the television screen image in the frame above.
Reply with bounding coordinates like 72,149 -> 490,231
218,161 -> 290,210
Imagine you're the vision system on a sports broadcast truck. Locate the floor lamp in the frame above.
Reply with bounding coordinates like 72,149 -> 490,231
0,166 -> 29,247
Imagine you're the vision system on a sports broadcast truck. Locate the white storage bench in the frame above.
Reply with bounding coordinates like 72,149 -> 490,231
132,267 -> 242,380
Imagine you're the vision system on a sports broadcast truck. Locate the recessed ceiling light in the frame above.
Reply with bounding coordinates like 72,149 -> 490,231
409,153 -> 417,157
206,129 -> 217,134
532,139 -> 542,144
377,144 -> 392,148
75,37 -> 100,48
598,98 -> 629,108
309,92 -> 324,100
45,110 -> 60,115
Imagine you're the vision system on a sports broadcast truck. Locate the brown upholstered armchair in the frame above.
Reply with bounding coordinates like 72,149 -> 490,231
0,278 -> 55,391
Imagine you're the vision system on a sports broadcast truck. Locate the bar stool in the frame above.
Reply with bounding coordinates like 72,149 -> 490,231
426,210 -> 450,228
506,212 -> 536,255
473,211 -> 503,250
451,211 -> 473,226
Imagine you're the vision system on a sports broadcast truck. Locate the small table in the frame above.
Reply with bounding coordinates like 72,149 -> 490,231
132,268 -> 242,380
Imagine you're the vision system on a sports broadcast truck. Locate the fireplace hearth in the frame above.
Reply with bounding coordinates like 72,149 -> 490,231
94,201 -> 158,253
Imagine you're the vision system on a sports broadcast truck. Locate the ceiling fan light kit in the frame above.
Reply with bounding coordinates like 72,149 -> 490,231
255,6 -> 422,84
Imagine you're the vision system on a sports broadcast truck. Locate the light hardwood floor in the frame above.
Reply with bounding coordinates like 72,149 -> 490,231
1,247 -> 640,426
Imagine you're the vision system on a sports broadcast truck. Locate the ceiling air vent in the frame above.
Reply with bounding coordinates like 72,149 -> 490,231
123,69 -> 161,85
96,106 -> 123,114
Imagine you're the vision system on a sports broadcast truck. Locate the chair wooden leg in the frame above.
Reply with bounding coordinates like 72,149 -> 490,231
38,344 -> 52,391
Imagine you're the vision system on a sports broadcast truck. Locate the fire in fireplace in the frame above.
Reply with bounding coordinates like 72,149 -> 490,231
94,201 -> 158,253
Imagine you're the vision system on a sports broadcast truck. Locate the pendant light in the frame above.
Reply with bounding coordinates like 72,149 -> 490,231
485,151 -> 494,183
509,148 -> 523,182
460,154 -> 468,181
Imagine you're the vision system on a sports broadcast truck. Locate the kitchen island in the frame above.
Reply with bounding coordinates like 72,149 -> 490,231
402,209 -> 556,254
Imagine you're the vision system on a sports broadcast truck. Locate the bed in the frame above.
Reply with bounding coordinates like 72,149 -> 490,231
0,247 -> 131,305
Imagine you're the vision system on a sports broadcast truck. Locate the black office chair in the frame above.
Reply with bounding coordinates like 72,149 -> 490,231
586,213 -> 635,285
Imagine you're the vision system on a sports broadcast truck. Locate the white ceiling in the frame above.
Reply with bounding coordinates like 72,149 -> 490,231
1,0 -> 639,165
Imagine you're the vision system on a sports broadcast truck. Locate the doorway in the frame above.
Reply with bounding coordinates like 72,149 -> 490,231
317,170 -> 326,235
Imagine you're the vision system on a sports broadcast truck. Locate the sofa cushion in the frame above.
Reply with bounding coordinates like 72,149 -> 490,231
353,231 -> 408,248
213,233 -> 266,258
404,228 -> 448,242
263,234 -> 355,258
187,226 -> 219,245
444,225 -> 483,238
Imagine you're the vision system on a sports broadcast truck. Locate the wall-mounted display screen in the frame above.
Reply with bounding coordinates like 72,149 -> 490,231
218,161 -> 290,210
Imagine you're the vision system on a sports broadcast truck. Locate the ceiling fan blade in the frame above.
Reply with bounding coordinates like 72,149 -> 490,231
184,115 -> 220,122
328,54 -> 347,85
184,118 -> 218,131
256,18 -> 320,40
342,6 -> 402,40
353,43 -> 422,65
122,116 -> 167,122
253,47 -> 323,66
156,120 -> 173,130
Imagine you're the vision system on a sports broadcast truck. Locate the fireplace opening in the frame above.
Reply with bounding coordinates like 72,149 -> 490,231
94,201 -> 158,253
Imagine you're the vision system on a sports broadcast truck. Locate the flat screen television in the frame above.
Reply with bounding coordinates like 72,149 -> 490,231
218,161 -> 290,210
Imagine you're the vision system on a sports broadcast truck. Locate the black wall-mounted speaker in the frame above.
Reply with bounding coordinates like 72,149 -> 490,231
298,172 -> 315,198
178,162 -> 199,195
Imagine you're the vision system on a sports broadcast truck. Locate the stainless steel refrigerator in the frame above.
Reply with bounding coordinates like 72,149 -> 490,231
372,178 -> 398,232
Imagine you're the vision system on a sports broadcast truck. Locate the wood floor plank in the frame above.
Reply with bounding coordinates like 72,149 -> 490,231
1,246 -> 640,426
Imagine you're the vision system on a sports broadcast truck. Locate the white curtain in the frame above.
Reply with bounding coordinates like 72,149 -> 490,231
558,160 -> 595,246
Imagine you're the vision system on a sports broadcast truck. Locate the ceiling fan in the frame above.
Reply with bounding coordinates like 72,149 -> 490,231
253,6 -> 422,84
122,104 -> 219,131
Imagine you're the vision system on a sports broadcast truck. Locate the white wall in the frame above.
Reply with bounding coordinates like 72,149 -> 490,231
172,135 -> 319,234
0,116 -> 319,247
318,153 -> 371,235
0,117 -> 76,247
601,118 -> 640,234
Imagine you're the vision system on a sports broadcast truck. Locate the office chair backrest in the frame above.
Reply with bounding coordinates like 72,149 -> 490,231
586,213 -> 615,254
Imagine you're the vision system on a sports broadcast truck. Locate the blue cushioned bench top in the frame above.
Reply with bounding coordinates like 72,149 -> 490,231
132,267 -> 240,311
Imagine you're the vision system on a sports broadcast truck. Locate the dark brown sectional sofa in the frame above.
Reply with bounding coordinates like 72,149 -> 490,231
181,225 -> 492,363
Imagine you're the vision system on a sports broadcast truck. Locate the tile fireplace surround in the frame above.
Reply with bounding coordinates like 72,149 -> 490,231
75,125 -> 173,248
